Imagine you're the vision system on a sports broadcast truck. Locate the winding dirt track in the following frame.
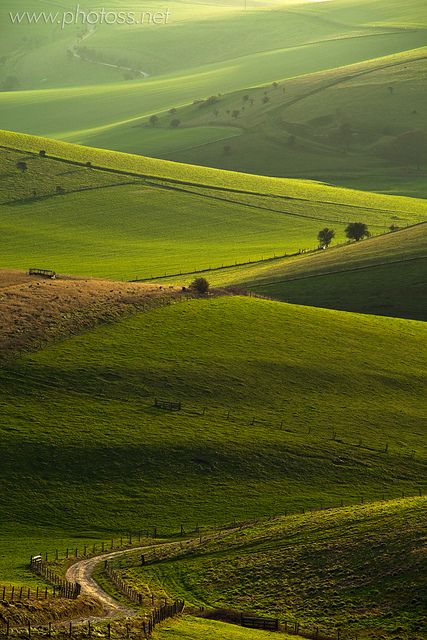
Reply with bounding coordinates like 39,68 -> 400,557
65,547 -> 148,617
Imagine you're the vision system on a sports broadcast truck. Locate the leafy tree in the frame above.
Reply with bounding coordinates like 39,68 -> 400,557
231,109 -> 240,119
170,119 -> 181,128
39,150 -> 46,157
149,115 -> 159,127
345,222 -> 370,242
383,130 -> 427,170
317,228 -> 335,248
389,224 -> 400,232
16,161 -> 27,172
190,277 -> 209,294
262,96 -> 270,104
169,107 -> 177,114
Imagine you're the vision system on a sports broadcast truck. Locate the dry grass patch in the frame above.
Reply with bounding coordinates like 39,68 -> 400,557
0,271 -> 182,363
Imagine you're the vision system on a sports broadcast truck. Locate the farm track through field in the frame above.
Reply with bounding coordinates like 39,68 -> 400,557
65,546 -> 151,617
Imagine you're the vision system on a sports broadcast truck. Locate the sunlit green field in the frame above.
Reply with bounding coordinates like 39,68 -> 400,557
162,223 -> 427,320
1,131 -> 426,279
1,0 -> 426,154
151,616 -> 295,640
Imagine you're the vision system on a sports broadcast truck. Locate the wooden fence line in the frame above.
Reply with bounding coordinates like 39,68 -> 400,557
29,560 -> 80,600
0,584 -> 53,603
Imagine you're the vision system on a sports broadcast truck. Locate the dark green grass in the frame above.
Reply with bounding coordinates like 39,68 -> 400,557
0,297 -> 425,583
131,498 -> 427,640
253,259 -> 427,320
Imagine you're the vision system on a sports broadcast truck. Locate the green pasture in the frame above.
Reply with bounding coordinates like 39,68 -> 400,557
0,296 -> 425,584
151,616 -> 295,640
165,223 -> 427,320
1,135 -> 426,279
135,498 -> 427,639
1,1 -> 426,146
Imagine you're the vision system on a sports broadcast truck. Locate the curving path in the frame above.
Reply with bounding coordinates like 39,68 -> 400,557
65,547 -> 148,617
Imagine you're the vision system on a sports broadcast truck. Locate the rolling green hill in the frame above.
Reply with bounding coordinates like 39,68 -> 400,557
0,296 -> 426,584
162,223 -> 427,320
132,47 -> 427,198
151,616 -> 295,640
1,0 -> 426,160
1,130 -> 426,280
131,498 -> 427,639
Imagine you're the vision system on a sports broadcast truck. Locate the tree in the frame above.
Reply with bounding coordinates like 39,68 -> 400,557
149,114 -> 159,127
317,228 -> 335,248
190,277 -> 209,294
231,109 -> 240,119
39,150 -> 46,157
16,161 -> 27,172
383,130 -> 427,170
262,95 -> 270,104
345,222 -> 370,242
170,119 -> 181,128
389,224 -> 400,232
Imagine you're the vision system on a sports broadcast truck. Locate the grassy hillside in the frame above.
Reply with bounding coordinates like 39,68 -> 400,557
0,296 -> 425,583
165,223 -> 427,320
152,617 -> 295,640
131,498 -> 427,639
0,272 -> 180,363
1,0 -> 426,152
140,47 -> 427,197
1,131 -> 426,280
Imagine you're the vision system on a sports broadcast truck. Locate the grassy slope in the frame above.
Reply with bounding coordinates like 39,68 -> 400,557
150,48 -> 427,197
167,224 -> 427,320
0,296 -> 425,582
1,131 -> 426,279
134,498 -> 427,639
152,617 -> 295,640
1,0 -> 426,146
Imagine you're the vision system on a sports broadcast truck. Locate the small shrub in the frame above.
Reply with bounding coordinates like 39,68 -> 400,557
190,278 -> 209,294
